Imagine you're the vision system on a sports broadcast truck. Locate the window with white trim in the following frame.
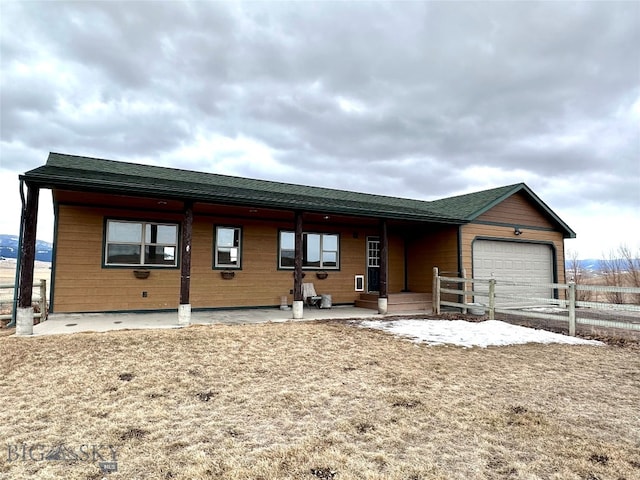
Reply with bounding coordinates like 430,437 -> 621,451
105,220 -> 178,267
279,231 -> 339,269
214,226 -> 242,268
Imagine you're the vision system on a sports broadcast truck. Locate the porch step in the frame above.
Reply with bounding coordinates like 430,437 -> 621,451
355,292 -> 433,313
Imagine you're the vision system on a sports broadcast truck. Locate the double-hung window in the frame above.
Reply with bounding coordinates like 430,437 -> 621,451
105,220 -> 178,267
279,231 -> 339,269
214,226 -> 242,268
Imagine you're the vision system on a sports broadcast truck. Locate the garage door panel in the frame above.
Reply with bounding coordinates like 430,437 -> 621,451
473,240 -> 553,307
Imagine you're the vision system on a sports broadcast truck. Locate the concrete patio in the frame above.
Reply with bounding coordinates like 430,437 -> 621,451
28,305 -> 418,336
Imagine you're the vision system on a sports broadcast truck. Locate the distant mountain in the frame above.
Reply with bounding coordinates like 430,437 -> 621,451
0,234 -> 52,262
566,259 -> 605,273
565,258 -> 640,273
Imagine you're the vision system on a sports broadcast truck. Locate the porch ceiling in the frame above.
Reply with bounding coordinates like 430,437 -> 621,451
53,189 -> 386,227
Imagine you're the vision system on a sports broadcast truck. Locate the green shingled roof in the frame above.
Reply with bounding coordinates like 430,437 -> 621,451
21,152 -> 575,237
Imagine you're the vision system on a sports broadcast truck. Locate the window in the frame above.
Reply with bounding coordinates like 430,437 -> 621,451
214,226 -> 242,268
105,220 -> 178,267
279,231 -> 339,269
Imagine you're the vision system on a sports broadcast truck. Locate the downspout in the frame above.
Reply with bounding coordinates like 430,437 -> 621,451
48,200 -> 59,313
7,181 -> 27,328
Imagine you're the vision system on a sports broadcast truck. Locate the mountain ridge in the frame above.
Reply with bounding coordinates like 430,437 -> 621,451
0,234 -> 53,262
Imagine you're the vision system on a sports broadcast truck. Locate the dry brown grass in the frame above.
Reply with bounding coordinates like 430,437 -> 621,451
1,321 -> 639,480
0,260 -> 51,286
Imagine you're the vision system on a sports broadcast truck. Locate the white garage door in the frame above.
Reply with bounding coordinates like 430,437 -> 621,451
473,240 -> 553,307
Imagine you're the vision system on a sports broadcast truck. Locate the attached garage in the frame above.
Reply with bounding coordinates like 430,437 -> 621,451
472,240 -> 554,306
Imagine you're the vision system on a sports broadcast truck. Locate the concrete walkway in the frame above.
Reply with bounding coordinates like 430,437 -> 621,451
30,305 -> 412,336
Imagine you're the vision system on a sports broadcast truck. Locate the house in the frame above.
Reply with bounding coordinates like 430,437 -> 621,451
15,152 -> 575,329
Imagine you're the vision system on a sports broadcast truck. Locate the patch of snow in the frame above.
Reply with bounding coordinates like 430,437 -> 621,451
359,319 -> 603,348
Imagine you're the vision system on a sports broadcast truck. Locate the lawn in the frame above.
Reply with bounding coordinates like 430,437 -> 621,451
1,320 -> 639,480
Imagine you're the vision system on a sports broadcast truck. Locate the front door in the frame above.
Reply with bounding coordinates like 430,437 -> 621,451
367,237 -> 380,293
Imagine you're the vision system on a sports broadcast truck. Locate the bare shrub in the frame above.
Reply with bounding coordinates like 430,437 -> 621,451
600,245 -> 640,304
600,249 -> 626,303
566,250 -> 592,302
619,245 -> 640,304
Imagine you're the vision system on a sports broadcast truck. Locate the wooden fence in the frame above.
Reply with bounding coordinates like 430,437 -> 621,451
432,267 -> 640,336
0,279 -> 48,323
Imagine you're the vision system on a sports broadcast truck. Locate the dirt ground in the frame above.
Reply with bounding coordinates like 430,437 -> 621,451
1,321 -> 638,480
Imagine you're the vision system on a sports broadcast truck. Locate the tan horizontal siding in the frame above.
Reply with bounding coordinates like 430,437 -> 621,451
54,205 -> 185,312
477,192 -> 554,228
388,236 -> 405,293
407,226 -> 458,293
53,205 -> 399,312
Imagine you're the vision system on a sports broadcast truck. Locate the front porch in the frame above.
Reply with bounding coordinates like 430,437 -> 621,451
28,304 -> 421,336
355,292 -> 433,313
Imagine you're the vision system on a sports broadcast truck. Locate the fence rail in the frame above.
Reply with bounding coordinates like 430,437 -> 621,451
0,279 -> 48,322
432,267 -> 640,336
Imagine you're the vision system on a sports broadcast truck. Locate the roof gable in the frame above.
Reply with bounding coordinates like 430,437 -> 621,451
476,191 -> 555,228
430,183 -> 575,237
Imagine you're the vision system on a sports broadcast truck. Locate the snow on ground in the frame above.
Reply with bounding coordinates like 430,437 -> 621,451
359,319 -> 604,348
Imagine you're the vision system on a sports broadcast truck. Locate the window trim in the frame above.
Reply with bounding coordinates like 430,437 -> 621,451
213,225 -> 243,270
277,230 -> 340,270
103,218 -> 180,268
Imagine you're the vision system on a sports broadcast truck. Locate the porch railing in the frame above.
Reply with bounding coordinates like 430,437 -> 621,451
0,279 -> 48,323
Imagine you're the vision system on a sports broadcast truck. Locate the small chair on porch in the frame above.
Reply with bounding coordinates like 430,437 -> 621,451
302,283 -> 323,308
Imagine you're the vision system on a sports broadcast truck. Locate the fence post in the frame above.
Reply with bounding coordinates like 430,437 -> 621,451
488,278 -> 496,321
432,267 -> 440,315
40,279 -> 47,322
568,281 -> 576,336
461,267 -> 468,314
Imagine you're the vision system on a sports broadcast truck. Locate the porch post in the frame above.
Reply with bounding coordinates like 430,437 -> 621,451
292,211 -> 304,319
178,201 -> 193,325
16,182 -> 39,336
378,219 -> 388,314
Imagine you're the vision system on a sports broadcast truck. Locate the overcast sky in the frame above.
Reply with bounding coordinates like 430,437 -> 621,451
1,1 -> 638,258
